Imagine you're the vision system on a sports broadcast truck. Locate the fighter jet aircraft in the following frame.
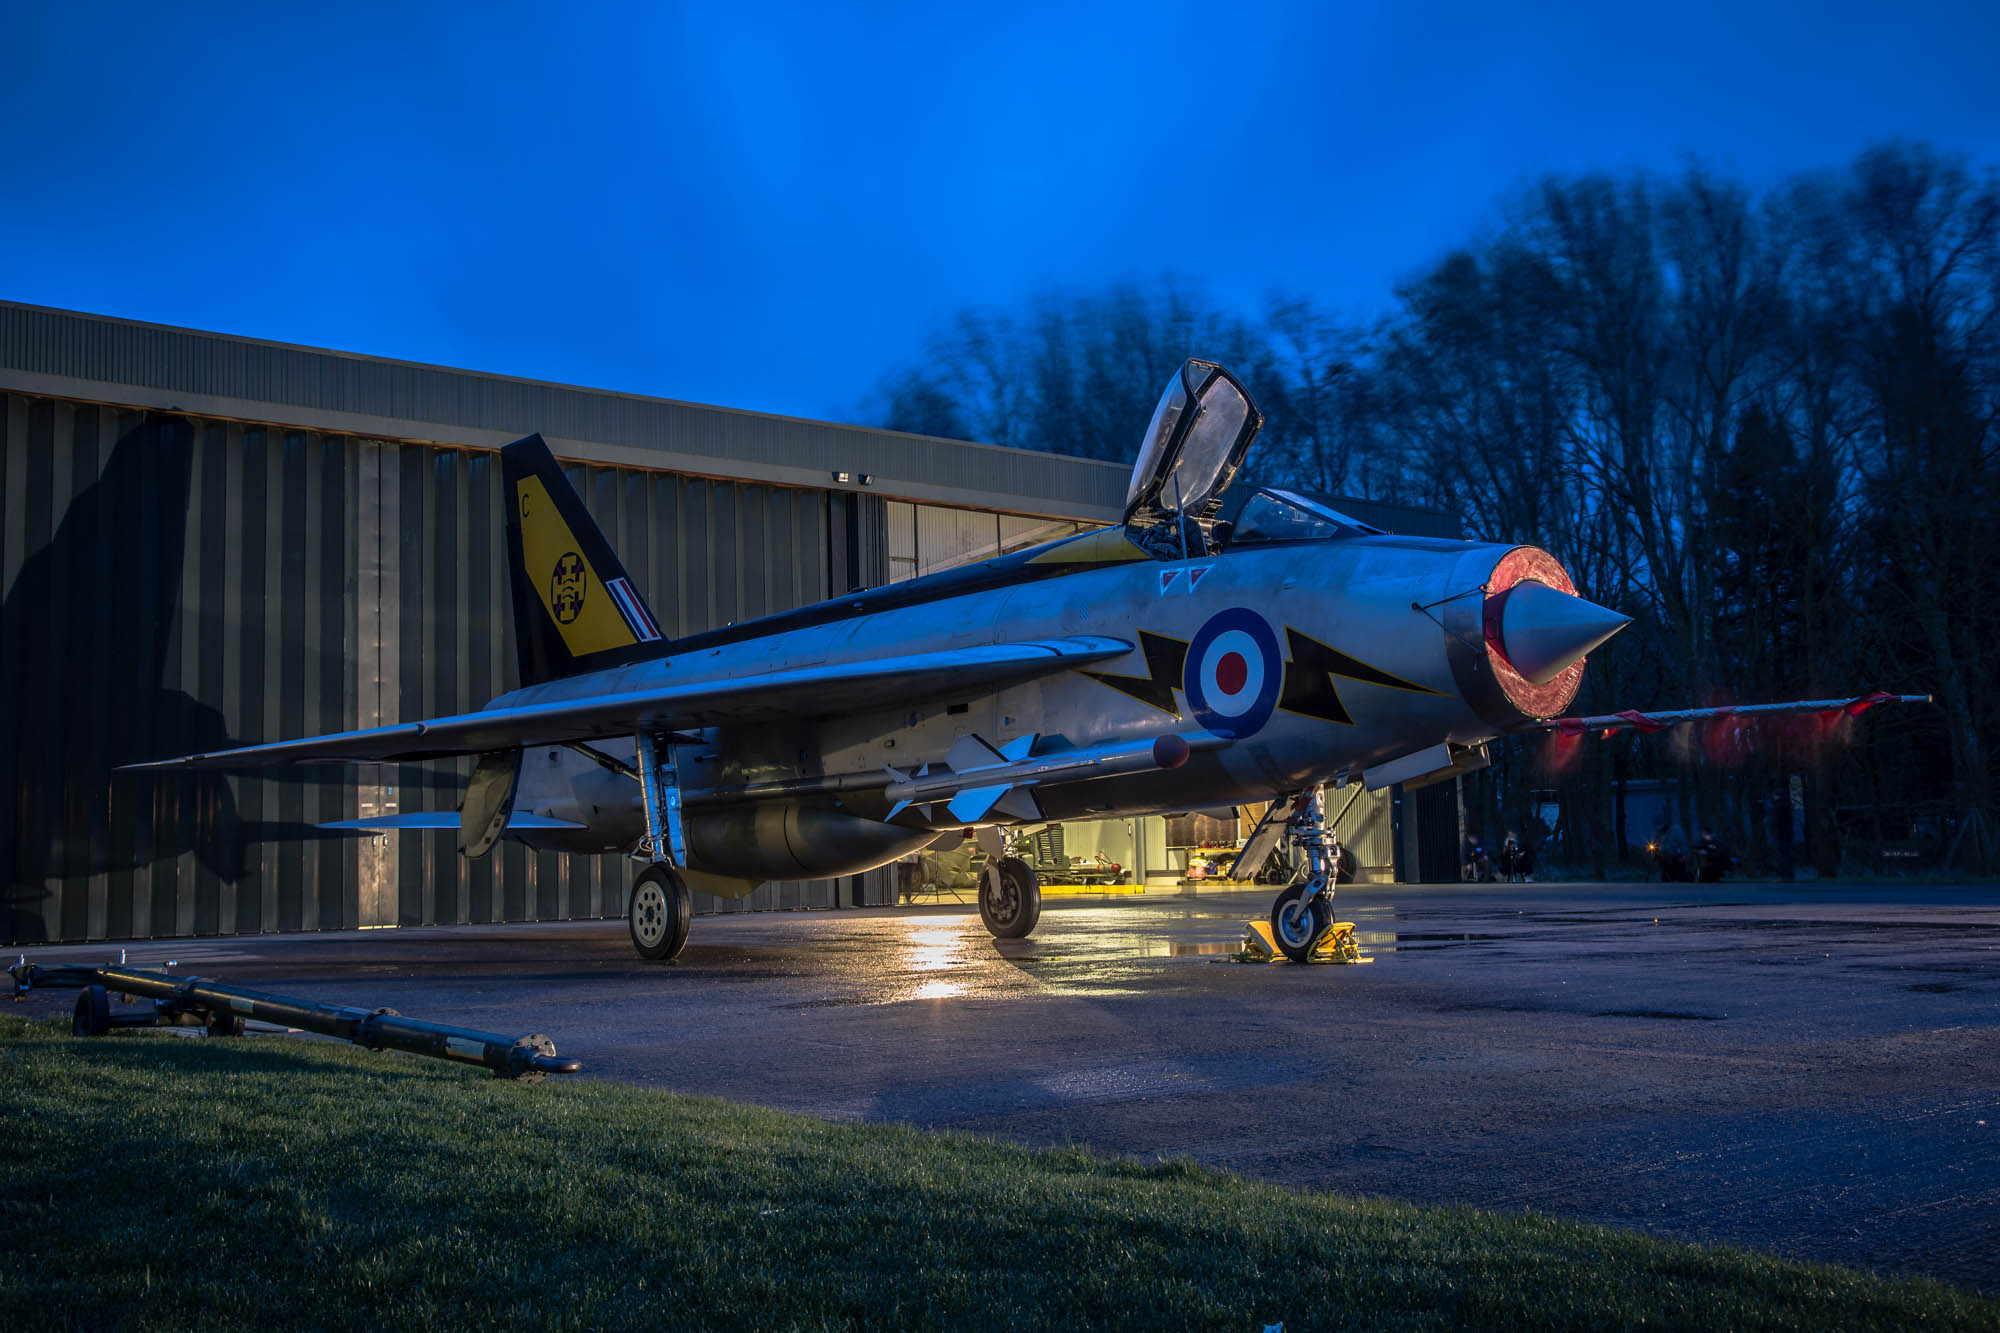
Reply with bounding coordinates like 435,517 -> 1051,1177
125,360 -> 1927,962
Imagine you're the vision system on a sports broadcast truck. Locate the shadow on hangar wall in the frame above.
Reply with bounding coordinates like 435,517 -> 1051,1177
0,302 -> 1448,945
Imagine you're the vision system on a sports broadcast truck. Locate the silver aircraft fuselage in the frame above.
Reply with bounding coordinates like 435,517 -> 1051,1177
502,528 -> 1580,885
116,359 -> 1911,960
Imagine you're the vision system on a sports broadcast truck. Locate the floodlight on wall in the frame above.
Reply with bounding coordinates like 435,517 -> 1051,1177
832,471 -> 853,483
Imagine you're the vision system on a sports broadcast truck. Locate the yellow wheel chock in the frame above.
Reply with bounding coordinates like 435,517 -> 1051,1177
1233,919 -> 1368,964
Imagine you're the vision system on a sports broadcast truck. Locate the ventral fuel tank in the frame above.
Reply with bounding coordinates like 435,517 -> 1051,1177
682,801 -> 933,882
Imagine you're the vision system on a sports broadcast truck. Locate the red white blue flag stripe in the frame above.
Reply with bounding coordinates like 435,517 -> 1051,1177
606,577 -> 663,642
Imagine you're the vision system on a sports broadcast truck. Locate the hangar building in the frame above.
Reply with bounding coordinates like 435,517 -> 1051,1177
1,301 -> 1455,945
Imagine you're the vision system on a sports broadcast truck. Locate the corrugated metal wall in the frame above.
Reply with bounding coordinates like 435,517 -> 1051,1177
2,391 -> 884,945
0,302 -> 1130,515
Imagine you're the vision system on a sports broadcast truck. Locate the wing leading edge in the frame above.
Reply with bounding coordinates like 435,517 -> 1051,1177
121,636 -> 1134,772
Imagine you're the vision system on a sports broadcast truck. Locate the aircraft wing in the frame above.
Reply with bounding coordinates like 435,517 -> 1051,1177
121,636 -> 1134,772
1533,691 -> 1931,738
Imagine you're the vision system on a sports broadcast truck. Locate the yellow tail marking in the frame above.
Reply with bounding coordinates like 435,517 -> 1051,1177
515,476 -> 638,657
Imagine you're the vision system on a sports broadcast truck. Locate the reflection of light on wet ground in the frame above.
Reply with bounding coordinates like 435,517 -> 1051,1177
1341,903 -> 1399,954
1047,905 -> 1409,961
905,926 -> 959,970
867,898 -> 1419,987
1117,940 -> 1235,957
1171,942 -> 1240,957
1053,928 -> 1239,959
900,925 -> 967,1000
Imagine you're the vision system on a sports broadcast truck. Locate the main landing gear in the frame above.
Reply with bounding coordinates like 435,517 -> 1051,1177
1269,786 -> 1343,964
629,731 -> 693,962
979,855 -> 1042,939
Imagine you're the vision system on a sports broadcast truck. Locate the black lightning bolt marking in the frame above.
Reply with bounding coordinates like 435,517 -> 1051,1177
1083,630 -> 1189,718
1279,627 -> 1442,726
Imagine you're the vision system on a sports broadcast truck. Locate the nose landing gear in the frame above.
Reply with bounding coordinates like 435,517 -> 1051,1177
1269,787 -> 1344,964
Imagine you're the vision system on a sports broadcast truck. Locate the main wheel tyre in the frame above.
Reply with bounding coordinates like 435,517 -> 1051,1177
629,863 -> 693,962
979,856 -> 1042,939
1270,883 -> 1331,964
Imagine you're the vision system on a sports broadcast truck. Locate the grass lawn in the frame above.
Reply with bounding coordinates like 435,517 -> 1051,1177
1,1013 -> 1991,1331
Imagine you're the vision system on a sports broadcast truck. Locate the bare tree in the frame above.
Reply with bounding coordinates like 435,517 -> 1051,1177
860,144 -> 2000,871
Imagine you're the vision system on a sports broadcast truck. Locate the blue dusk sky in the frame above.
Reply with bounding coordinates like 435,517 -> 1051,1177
4,1 -> 1997,425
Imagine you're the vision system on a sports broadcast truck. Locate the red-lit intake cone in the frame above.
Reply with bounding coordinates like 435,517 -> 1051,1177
1493,580 -> 1633,685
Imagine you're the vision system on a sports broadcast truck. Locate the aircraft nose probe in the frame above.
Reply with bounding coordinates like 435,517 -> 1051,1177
1491,580 -> 1632,685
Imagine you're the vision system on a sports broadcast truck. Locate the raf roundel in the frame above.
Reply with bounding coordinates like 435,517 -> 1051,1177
1184,608 -> 1282,737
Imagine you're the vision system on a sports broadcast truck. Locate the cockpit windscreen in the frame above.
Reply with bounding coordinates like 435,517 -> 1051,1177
1231,488 -> 1386,544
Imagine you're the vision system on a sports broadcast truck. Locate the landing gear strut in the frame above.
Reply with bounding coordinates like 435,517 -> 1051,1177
979,855 -> 1042,939
629,731 -> 693,962
1269,786 -> 1343,963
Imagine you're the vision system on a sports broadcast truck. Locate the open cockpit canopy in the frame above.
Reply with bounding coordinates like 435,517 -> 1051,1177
1123,359 -> 1262,532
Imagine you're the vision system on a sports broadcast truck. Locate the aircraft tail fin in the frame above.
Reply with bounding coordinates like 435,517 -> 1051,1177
501,434 -> 668,686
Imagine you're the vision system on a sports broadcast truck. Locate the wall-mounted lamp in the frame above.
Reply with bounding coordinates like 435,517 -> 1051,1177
832,471 -> 852,483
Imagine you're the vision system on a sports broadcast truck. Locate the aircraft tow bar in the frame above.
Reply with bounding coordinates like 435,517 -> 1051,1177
8,957 -> 582,1081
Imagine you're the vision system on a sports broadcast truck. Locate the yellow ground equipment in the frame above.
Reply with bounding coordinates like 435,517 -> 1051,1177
1233,919 -> 1367,964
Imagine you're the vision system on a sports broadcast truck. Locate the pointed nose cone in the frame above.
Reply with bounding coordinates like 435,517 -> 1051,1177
1496,581 -> 1632,684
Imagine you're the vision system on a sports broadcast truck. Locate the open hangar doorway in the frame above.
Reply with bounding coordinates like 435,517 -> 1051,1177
899,782 -> 1405,908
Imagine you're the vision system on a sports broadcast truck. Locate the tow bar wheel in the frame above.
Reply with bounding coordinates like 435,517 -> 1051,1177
72,984 -> 111,1036
1270,883 -> 1330,964
629,862 -> 693,962
979,856 -> 1042,940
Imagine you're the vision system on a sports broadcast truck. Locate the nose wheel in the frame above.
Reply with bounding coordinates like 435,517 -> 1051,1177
1270,883 -> 1331,961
